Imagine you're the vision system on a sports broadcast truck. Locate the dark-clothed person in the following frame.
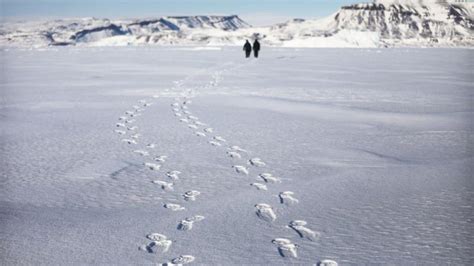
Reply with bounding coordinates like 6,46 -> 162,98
253,40 -> 260,58
243,40 -> 252,58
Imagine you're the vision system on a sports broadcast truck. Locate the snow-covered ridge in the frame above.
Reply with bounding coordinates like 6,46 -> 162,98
1,1 -> 472,48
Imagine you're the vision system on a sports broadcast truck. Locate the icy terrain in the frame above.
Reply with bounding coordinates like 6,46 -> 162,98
1,0 -> 473,48
1,47 -> 473,265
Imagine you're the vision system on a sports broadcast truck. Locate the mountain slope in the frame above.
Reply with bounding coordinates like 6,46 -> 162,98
0,1 -> 472,48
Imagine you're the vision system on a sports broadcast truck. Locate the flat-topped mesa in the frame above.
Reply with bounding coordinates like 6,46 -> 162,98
163,15 -> 250,31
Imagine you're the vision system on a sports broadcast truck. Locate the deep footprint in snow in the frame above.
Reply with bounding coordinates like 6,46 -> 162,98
318,259 -> 338,266
227,151 -> 241,159
146,143 -> 156,149
164,203 -> 185,211
154,155 -> 168,163
250,183 -> 268,191
195,131 -> 206,137
183,190 -> 201,201
203,127 -> 213,133
232,165 -> 249,175
209,140 -> 222,147
177,215 -> 205,231
134,150 -> 149,156
140,233 -> 172,253
115,129 -> 126,135
152,180 -> 174,191
144,162 -> 161,171
230,145 -> 247,153
195,121 -> 206,126
127,126 -> 138,131
279,191 -> 299,206
122,139 -> 137,145
288,220 -> 320,241
255,203 -> 277,222
249,158 -> 266,167
188,115 -> 199,120
213,136 -> 226,142
272,238 -> 298,258
174,112 -> 182,117
179,118 -> 189,123
131,133 -> 140,139
188,124 -> 198,129
166,170 -> 181,180
259,173 -> 281,183
116,122 -> 126,128
171,255 -> 195,264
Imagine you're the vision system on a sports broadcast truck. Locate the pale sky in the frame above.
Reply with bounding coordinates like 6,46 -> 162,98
1,0 -> 364,25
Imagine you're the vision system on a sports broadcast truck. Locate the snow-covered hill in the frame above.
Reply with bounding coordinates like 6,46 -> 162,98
0,0 -> 472,48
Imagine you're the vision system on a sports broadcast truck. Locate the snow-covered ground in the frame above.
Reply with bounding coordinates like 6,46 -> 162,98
1,47 -> 473,265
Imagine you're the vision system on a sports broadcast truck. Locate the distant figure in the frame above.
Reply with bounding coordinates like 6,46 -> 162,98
243,40 -> 252,58
253,40 -> 260,58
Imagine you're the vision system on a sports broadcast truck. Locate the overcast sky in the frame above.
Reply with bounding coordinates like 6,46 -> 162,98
1,0 -> 363,25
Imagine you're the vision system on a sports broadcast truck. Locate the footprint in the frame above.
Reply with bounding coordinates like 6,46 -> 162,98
249,158 -> 266,167
125,111 -> 134,115
164,203 -> 185,211
171,255 -> 195,264
125,119 -> 136,124
116,123 -> 126,128
133,150 -> 149,156
288,220 -> 320,241
209,140 -> 222,147
127,126 -> 138,131
318,260 -> 338,266
259,173 -> 281,183
279,191 -> 299,206
131,133 -> 140,139
118,116 -> 127,121
188,124 -> 198,129
152,180 -> 174,191
138,99 -> 147,104
255,203 -> 276,222
203,128 -> 214,133
183,190 -> 201,201
143,103 -> 152,107
171,103 -> 180,107
188,115 -> 199,120
146,143 -> 156,149
179,118 -> 189,123
177,215 -> 205,231
166,170 -> 181,180
174,112 -> 182,117
141,233 -> 172,253
172,107 -> 180,112
213,136 -> 226,142
232,165 -> 249,175
195,132 -> 206,137
115,129 -> 126,135
195,121 -> 206,126
250,183 -> 268,191
272,238 -> 298,258
154,155 -> 168,162
122,139 -> 137,145
144,162 -> 161,171
230,145 -> 247,153
226,151 -> 241,159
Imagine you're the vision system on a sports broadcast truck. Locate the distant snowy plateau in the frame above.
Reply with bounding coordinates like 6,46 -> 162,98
1,0 -> 473,48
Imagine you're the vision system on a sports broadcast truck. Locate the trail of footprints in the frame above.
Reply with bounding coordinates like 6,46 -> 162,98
114,98 -> 202,265
169,96 -> 337,264
113,63 -> 337,265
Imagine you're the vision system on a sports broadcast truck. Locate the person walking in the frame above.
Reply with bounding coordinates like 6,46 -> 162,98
253,39 -> 260,58
243,40 -> 252,58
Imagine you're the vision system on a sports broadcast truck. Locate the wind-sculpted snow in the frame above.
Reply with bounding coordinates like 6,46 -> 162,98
1,47 -> 472,265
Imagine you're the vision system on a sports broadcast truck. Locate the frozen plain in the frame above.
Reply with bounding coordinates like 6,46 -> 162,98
1,47 -> 473,265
